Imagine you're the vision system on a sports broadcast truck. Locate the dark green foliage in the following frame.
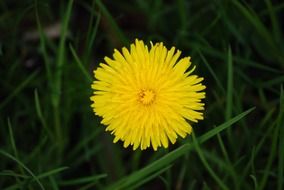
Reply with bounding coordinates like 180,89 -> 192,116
0,0 -> 283,189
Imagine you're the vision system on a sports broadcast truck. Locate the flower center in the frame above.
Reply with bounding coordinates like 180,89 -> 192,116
138,89 -> 156,105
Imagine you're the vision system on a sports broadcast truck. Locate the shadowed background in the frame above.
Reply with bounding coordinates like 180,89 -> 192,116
0,0 -> 284,189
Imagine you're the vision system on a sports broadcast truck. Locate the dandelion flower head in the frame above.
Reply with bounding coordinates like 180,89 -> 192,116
90,39 -> 206,150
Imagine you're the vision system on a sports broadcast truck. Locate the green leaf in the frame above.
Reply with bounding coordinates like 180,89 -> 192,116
69,44 -> 93,82
105,107 -> 255,190
95,0 -> 128,45
0,150 -> 45,190
59,174 -> 107,186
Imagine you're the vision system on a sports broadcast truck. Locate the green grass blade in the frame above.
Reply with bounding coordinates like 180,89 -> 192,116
52,0 -> 74,156
35,0 -> 52,83
226,47 -> 233,120
59,174 -> 107,186
239,115 -> 276,187
34,89 -> 53,140
3,184 -> 22,190
37,167 -> 69,179
226,47 -> 234,146
250,174 -> 258,190
7,118 -> 25,186
198,49 -> 225,94
258,125 -> 278,190
53,0 -> 73,107
231,1 -> 283,64
85,2 -> 101,60
202,149 -> 238,179
260,3 -> 284,16
216,132 -> 239,190
198,107 -> 255,143
0,150 -> 45,190
49,176 -> 59,190
72,145 -> 102,167
177,0 -> 187,29
195,44 -> 280,73
260,76 -> 284,88
95,0 -> 128,45
129,165 -> 172,190
0,170 -> 28,179
219,10 -> 245,44
3,166 -> 68,187
278,86 -> 284,190
87,14 -> 101,49
232,1 -> 273,47
24,137 -> 49,164
176,155 -> 188,190
87,12 -> 101,52
105,108 -> 254,190
86,13 -> 101,58
0,70 -> 39,110
192,132 -> 229,190
258,90 -> 282,190
7,119 -> 19,163
216,132 -> 230,166
69,44 -> 93,82
264,0 -> 282,42
67,127 -> 101,160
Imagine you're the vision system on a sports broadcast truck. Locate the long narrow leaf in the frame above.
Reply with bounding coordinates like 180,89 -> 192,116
0,150 -> 45,190
106,108 -> 254,190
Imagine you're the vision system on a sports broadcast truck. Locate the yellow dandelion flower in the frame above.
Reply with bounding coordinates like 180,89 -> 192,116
90,39 -> 206,151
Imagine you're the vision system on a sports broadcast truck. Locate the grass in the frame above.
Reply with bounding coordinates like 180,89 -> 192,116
0,0 -> 283,189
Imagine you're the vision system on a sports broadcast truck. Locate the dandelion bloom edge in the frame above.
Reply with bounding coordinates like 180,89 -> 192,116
90,39 -> 206,151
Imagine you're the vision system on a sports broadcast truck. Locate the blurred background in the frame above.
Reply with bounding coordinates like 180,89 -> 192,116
0,0 -> 284,189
